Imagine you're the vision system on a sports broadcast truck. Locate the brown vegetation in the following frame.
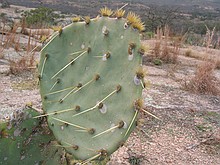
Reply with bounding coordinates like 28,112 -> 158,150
185,62 -> 220,95
183,49 -> 220,70
0,21 -> 44,74
185,49 -> 192,57
152,26 -> 186,64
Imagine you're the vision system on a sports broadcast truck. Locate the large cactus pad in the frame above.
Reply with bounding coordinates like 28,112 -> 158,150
0,108 -> 66,165
38,12 -> 144,161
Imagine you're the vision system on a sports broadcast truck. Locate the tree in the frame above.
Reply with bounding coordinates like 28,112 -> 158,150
22,7 -> 60,28
143,5 -> 181,32
0,0 -> 10,8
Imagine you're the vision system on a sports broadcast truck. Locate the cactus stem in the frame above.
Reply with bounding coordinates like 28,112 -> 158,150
141,108 -> 161,120
92,121 -> 123,138
40,55 -> 48,78
51,50 -> 87,79
60,78 -> 94,102
72,87 -> 119,117
52,117 -> 88,130
82,153 -> 102,165
124,110 -> 138,137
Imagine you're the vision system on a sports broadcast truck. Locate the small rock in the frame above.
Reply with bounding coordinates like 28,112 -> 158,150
16,27 -> 22,33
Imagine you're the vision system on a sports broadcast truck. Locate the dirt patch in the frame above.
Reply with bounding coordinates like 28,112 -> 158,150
109,109 -> 220,165
0,71 -> 41,121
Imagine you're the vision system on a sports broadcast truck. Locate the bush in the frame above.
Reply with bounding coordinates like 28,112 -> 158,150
185,62 -> 220,95
153,58 -> 162,65
142,31 -> 154,40
0,13 -> 6,18
185,49 -> 192,57
1,0 -> 10,8
22,7 -> 60,28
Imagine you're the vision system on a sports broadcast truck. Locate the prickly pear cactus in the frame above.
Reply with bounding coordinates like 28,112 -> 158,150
38,8 -> 146,162
0,108 -> 67,165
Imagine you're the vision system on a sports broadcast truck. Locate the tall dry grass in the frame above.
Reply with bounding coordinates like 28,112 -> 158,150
204,25 -> 215,53
184,62 -> 219,95
153,25 -> 186,64
0,19 -> 45,74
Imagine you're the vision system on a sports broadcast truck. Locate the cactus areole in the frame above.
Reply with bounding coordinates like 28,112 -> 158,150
38,11 -> 145,161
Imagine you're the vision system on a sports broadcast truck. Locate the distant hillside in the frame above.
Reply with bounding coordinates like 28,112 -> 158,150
5,0 -> 220,34
6,0 -> 220,15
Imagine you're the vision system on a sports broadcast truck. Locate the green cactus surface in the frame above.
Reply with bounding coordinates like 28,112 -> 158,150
0,108 -> 67,165
38,14 -> 144,161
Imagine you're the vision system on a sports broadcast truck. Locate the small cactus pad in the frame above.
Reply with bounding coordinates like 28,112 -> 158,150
38,12 -> 144,161
0,108 -> 67,165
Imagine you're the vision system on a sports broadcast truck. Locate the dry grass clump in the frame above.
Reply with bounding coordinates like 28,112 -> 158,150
185,49 -> 192,57
183,49 -> 205,60
183,49 -> 220,70
9,55 -> 36,75
204,25 -> 215,53
0,21 -> 40,75
152,26 -> 185,64
153,40 -> 179,64
153,41 -> 161,58
215,58 -> 220,70
185,62 -> 220,95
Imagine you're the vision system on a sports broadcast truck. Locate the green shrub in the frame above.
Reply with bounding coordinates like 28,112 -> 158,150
153,58 -> 162,65
22,7 -> 60,28
1,0 -> 10,8
142,31 -> 154,40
